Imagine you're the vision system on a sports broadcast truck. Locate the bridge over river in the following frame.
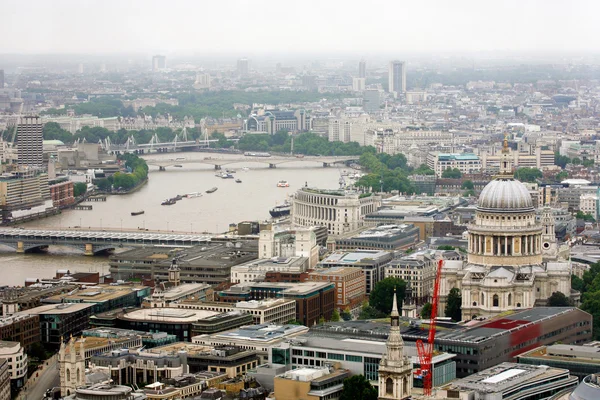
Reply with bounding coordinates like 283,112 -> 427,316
0,228 -> 213,255
142,155 -> 359,170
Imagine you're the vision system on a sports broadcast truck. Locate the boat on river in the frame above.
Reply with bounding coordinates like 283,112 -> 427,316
277,180 -> 290,187
206,187 -> 218,193
235,179 -> 242,183
161,199 -> 176,206
131,210 -> 145,216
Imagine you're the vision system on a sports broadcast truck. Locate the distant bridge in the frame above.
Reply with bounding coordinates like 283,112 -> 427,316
0,228 -> 212,256
142,155 -> 360,170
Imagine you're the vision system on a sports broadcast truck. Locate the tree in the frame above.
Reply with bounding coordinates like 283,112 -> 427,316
413,164 -> 435,175
514,167 -> 543,183
421,303 -> 433,319
369,277 -> 407,315
340,375 -> 378,400
556,170 -> 568,182
576,211 -> 596,222
572,274 -> 584,292
437,245 -> 455,250
341,308 -> 352,321
554,152 -> 571,168
445,287 -> 462,322
572,157 -> 582,166
441,168 -> 462,179
548,291 -> 572,306
318,316 -> 326,324
331,309 -> 341,322
286,319 -> 302,325
461,180 -> 474,190
581,291 -> 600,339
28,342 -> 49,361
583,159 -> 595,168
73,182 -> 87,197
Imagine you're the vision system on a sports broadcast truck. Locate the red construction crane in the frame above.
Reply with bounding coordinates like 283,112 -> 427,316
416,259 -> 444,397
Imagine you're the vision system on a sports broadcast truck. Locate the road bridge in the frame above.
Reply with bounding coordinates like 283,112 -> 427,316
0,228 -> 212,255
142,155 -> 359,170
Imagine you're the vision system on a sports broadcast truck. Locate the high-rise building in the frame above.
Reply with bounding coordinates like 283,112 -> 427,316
16,116 -> 43,168
0,70 -> 4,88
152,55 -> 167,71
237,58 -> 249,76
363,89 -> 382,112
388,60 -> 406,95
358,59 -> 366,78
352,77 -> 366,92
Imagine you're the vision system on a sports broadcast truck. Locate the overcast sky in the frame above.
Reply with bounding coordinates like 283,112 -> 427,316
1,0 -> 598,55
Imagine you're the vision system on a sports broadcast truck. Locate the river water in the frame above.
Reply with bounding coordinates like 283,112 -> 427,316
1,153 -> 343,286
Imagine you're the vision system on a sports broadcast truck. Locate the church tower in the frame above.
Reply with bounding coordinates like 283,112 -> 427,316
59,336 -> 86,396
378,289 -> 412,400
168,258 -> 180,286
540,206 -> 558,259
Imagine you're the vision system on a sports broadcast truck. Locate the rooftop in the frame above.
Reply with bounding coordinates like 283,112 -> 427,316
15,302 -> 94,315
203,324 -> 309,343
223,281 -> 334,296
518,344 -> 600,364
44,284 -> 147,303
320,250 -> 393,265
445,362 -> 567,393
120,308 -> 220,323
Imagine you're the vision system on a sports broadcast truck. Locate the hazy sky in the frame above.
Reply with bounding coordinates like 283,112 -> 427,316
1,0 -> 598,55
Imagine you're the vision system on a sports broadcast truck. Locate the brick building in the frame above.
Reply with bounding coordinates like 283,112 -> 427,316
307,267 -> 365,311
48,179 -> 75,208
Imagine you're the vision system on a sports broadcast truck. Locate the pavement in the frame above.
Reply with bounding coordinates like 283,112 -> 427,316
18,355 -> 59,400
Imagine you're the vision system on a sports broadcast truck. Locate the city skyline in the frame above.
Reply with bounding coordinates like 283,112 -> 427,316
1,0 -> 599,55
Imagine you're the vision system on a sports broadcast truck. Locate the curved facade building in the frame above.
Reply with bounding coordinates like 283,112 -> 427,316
292,188 -> 380,236
570,374 -> 600,400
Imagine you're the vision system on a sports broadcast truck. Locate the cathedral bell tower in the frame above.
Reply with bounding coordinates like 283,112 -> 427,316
378,289 -> 412,400
168,258 -> 180,286
540,206 -> 558,259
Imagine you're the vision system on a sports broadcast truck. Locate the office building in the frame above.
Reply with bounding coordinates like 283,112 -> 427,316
0,70 -> 4,89
151,55 -> 166,71
192,324 -> 309,361
42,284 -> 150,314
273,367 -> 349,400
388,60 -> 406,95
385,251 -> 438,305
193,72 -> 211,90
363,89 -> 382,113
328,118 -> 352,142
517,344 -> 600,382
0,314 -> 39,352
174,298 -> 297,326
307,267 -> 365,311
62,384 -> 146,400
245,109 -> 308,133
91,343 -> 258,384
358,59 -> 366,78
0,341 -> 26,394
0,170 -> 52,223
15,303 -> 94,348
230,256 -> 309,285
108,242 -> 258,284
270,335 -> 455,388
90,308 -> 253,342
0,358 -> 9,400
48,178 -> 75,208
438,362 -> 577,400
569,374 -> 600,400
83,327 -> 177,349
291,187 -> 380,237
217,282 -> 335,326
16,116 -> 43,168
352,77 -> 366,92
318,250 -> 393,294
237,58 -> 249,76
333,224 -> 420,252
427,152 -> 482,177
142,283 -> 211,308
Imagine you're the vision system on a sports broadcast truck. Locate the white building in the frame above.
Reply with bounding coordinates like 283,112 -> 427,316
427,152 -> 482,177
0,359 -> 10,400
230,257 -> 309,285
352,78 -> 366,92
174,298 -> 296,325
0,341 -> 26,392
580,193 -> 598,217
440,142 -> 573,320
194,72 -> 211,90
388,60 -> 406,96
292,187 -> 381,237
258,225 -> 319,268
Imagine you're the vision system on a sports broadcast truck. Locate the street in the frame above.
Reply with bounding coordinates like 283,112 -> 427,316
18,356 -> 59,400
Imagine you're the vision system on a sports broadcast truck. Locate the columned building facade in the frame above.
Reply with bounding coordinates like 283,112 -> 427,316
440,138 -> 572,320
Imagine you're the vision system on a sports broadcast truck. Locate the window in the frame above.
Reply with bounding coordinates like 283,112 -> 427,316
328,353 -> 344,361
346,355 -> 363,362
493,294 -> 499,307
386,378 -> 394,394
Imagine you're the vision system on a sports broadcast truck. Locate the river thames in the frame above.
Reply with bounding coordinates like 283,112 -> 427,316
1,153 -> 345,286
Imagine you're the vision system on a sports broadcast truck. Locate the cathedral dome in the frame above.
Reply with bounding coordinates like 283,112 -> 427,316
477,178 -> 534,213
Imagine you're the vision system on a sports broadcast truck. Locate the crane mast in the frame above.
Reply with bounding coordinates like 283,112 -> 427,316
416,259 -> 444,397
